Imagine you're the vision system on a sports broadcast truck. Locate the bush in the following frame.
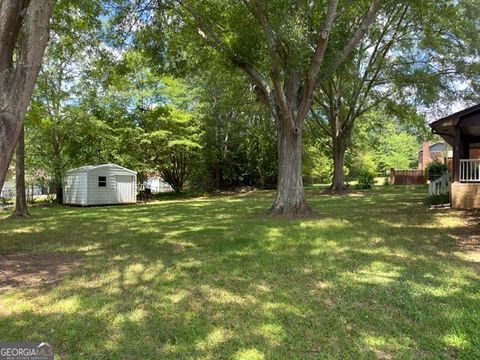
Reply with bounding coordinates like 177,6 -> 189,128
424,161 -> 447,181
424,193 -> 450,206
348,152 -> 376,181
356,171 -> 375,189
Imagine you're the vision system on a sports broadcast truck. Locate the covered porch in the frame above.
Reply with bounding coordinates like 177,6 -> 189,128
430,104 -> 480,209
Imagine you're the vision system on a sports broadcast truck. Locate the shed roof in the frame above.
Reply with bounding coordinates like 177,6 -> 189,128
66,163 -> 137,175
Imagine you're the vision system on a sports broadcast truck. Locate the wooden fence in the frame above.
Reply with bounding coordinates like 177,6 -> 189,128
389,169 -> 426,185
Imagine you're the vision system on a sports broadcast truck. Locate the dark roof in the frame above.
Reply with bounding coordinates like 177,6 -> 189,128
432,103 -> 480,125
430,104 -> 480,146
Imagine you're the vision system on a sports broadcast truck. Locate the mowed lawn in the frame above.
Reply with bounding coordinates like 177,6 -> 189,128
0,186 -> 479,359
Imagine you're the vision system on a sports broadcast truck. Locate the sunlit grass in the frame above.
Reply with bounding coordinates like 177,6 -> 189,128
0,185 -> 479,359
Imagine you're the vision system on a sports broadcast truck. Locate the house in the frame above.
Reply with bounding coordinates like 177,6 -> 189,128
143,173 -> 174,193
1,180 -> 15,198
1,181 -> 46,198
430,104 -> 480,209
63,164 -> 137,206
418,141 -> 451,171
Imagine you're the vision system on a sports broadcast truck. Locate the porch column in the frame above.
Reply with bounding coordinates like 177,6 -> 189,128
453,126 -> 462,182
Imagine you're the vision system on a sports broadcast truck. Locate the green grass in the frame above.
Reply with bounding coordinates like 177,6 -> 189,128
0,186 -> 479,359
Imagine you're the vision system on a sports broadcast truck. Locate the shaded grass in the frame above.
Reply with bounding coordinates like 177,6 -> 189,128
0,185 -> 479,359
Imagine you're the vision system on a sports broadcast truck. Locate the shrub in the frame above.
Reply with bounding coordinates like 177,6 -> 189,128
424,161 -> 447,181
424,193 -> 450,206
356,171 -> 375,189
348,152 -> 376,181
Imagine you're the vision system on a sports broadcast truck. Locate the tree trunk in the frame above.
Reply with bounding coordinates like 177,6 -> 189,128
214,163 -> 223,189
51,126 -> 64,204
269,119 -> 311,217
52,155 -> 63,204
0,0 -> 54,191
330,137 -> 347,192
14,125 -> 29,217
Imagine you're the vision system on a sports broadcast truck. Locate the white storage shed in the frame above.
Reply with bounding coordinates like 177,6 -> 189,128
63,164 -> 137,206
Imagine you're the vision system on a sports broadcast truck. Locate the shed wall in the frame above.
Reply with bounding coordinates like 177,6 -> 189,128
63,172 -> 88,205
86,167 -> 136,205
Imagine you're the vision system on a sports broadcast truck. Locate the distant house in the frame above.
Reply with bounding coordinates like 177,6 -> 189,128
429,104 -> 480,208
1,180 -> 47,199
1,180 -> 15,198
418,142 -> 451,171
63,164 -> 137,206
143,173 -> 174,193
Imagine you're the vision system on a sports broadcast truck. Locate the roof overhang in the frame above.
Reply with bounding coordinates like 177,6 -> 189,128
65,163 -> 137,175
430,104 -> 480,146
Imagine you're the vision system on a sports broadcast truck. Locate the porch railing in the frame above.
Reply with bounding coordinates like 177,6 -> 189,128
429,172 -> 450,195
460,159 -> 480,182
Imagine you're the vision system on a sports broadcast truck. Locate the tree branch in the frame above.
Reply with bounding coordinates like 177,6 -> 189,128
242,0 -> 294,130
316,0 -> 383,87
296,0 -> 339,123
0,0 -> 28,73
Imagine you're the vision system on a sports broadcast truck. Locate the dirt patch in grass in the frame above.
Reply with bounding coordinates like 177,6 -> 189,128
0,253 -> 81,291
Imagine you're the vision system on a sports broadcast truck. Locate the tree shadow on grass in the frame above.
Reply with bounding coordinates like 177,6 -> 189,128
0,186 -> 479,358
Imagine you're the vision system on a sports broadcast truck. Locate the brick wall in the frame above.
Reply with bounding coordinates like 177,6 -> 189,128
420,142 -> 431,170
470,148 -> 480,158
451,182 -> 480,209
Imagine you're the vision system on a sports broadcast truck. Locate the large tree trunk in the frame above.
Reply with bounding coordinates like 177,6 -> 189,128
53,174 -> 63,203
0,0 -> 54,191
14,125 -> 29,217
330,135 -> 348,191
269,119 -> 311,217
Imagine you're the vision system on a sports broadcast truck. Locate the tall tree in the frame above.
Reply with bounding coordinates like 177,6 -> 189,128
118,0 -> 383,216
310,3 -> 409,191
72,49 -> 203,191
196,66 -> 277,190
0,0 -> 55,191
26,0 -> 103,202
310,0 -> 470,191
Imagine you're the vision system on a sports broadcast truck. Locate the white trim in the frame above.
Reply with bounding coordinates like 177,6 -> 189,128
65,163 -> 137,175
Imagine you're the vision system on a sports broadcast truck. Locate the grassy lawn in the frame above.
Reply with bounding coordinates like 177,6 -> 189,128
0,186 -> 479,359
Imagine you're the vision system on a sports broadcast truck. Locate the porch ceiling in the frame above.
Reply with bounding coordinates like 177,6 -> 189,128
463,125 -> 480,138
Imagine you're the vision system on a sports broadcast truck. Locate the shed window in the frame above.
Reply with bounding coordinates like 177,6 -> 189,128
98,176 -> 107,187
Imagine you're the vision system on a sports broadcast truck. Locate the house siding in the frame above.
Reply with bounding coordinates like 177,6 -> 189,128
430,143 -> 445,153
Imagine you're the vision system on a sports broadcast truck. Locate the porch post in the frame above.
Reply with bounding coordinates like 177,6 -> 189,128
453,126 -> 462,182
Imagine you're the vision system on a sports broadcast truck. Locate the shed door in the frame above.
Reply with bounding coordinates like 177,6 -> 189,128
115,175 -> 134,203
